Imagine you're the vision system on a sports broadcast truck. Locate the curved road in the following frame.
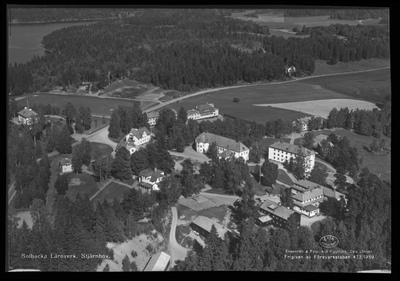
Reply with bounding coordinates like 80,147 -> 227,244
143,67 -> 390,114
169,206 -> 189,268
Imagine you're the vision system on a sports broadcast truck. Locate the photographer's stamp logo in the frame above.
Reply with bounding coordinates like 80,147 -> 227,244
319,235 -> 339,248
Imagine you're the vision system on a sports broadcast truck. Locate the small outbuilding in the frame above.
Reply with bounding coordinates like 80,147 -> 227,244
59,158 -> 72,174
143,251 -> 171,271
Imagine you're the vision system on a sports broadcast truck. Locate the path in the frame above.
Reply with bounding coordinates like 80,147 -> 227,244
143,67 -> 390,113
315,158 -> 354,185
169,206 -> 189,268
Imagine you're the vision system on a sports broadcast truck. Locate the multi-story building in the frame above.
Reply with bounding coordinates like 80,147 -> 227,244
259,199 -> 301,229
187,103 -> 219,120
291,180 -> 324,217
138,168 -> 166,191
268,141 -> 315,176
195,132 -> 249,161
117,127 -> 152,155
17,107 -> 38,125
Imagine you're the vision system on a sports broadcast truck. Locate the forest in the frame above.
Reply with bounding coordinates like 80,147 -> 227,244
283,8 -> 389,20
8,9 -> 389,96
9,8 -> 135,23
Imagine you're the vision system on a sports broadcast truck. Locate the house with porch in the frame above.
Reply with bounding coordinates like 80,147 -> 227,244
138,168 -> 166,191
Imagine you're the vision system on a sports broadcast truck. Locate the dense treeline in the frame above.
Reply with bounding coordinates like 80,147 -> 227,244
8,167 -> 182,271
8,9 -> 389,96
173,166 -> 391,272
283,8 -> 388,21
325,98 -> 391,137
9,8 -> 135,23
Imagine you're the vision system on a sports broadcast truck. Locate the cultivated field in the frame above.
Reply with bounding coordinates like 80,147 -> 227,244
315,128 -> 391,182
254,99 -> 378,119
92,181 -> 130,204
301,68 -> 391,103
165,81 -> 348,123
17,93 -> 137,116
313,59 -> 390,76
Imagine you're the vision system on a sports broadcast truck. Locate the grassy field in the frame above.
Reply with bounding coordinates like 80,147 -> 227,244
18,94 -> 137,116
66,172 -> 99,200
313,59 -> 390,76
198,205 -> 229,223
92,181 -> 130,204
89,142 -> 114,157
277,169 -> 294,186
102,79 -> 148,95
301,68 -> 391,103
316,128 -> 391,182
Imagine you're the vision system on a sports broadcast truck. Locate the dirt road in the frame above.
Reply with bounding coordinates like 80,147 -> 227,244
169,207 -> 189,268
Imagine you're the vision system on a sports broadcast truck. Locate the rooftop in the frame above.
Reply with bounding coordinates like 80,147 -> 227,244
18,108 -> 38,118
269,141 -> 315,157
260,199 -> 295,220
258,215 -> 273,223
197,103 -> 218,115
196,132 -> 249,153
139,168 -> 165,182
129,127 -> 151,139
191,215 -> 231,239
303,205 -> 319,212
293,179 -> 322,191
187,109 -> 200,116
219,149 -> 233,158
292,185 -> 323,203
59,158 -> 71,165
143,251 -> 171,271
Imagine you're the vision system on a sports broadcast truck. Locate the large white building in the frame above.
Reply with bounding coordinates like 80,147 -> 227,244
117,127 -> 152,155
268,141 -> 315,175
291,180 -> 324,217
195,132 -> 249,161
187,103 -> 219,120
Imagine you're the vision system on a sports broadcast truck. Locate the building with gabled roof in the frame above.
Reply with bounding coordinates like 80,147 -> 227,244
17,107 -> 38,125
146,111 -> 159,126
195,132 -> 249,161
138,168 -> 166,191
187,103 -> 219,121
117,127 -> 152,155
268,141 -> 315,176
259,199 -> 300,229
190,215 -> 232,240
59,158 -> 72,174
143,251 -> 171,271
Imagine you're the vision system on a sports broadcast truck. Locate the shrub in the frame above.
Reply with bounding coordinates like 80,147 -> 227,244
105,248 -> 114,260
233,97 -> 240,103
131,250 -> 138,258
153,232 -> 158,239
146,244 -> 154,253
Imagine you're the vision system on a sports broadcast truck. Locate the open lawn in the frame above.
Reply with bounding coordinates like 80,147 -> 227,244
198,205 -> 229,223
316,128 -> 391,182
89,142 -> 114,157
277,169 -> 294,186
313,59 -> 390,76
92,181 -> 130,204
301,68 -> 391,103
254,99 -> 378,119
17,93 -> 137,116
165,80 -> 350,123
66,172 -> 99,200
102,79 -> 147,95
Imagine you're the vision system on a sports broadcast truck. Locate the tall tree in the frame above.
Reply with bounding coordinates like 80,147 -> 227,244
111,147 -> 132,180
177,106 -> 188,124
109,109 -> 121,139
55,124 -> 73,154
302,132 -> 314,149
63,103 -> 77,126
260,159 -> 278,186
54,174 -> 69,195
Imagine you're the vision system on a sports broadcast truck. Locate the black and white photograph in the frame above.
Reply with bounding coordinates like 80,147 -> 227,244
6,5 -> 391,273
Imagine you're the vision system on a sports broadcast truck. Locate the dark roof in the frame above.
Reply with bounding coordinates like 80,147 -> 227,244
294,180 -> 322,191
129,127 -> 151,139
196,132 -> 249,153
18,108 -> 38,118
139,182 -> 154,189
139,168 -> 165,182
197,103 -> 217,115
191,216 -> 230,239
59,158 -> 71,165
269,141 -> 315,157
187,109 -> 199,116
303,205 -> 319,212
260,199 -> 295,220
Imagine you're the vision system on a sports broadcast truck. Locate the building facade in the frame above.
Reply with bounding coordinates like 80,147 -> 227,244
195,132 -> 249,161
59,158 -> 72,174
259,199 -> 301,229
146,111 -> 159,127
268,141 -> 315,175
17,107 -> 38,125
187,103 -> 219,120
291,180 -> 324,217
138,168 -> 166,191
